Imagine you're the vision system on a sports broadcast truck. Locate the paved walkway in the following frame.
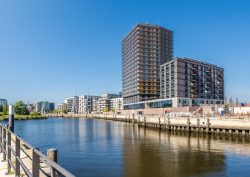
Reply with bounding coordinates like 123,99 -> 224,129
0,146 -> 50,177
0,153 -> 15,177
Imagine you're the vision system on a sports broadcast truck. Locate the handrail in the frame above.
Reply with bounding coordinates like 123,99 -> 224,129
0,123 -> 75,177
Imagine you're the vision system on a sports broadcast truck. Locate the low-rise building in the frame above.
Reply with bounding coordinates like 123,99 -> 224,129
0,99 -> 7,106
57,103 -> 67,111
233,106 -> 250,115
35,101 -> 55,113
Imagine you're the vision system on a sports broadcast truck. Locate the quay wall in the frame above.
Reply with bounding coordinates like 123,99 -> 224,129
47,113 -> 250,135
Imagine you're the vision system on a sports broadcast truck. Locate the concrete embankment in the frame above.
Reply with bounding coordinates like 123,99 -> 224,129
47,113 -> 250,135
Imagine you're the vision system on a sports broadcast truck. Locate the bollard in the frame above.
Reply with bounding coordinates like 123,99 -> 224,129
47,148 -> 58,162
167,116 -> 170,130
158,117 -> 161,129
187,117 -> 191,132
48,148 -> 58,177
197,117 -> 200,132
8,105 -> 14,132
207,118 -> 210,133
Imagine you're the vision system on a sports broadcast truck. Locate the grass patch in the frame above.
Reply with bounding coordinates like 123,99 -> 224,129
0,114 -> 48,121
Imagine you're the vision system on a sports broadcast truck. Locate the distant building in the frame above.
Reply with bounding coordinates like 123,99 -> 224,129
57,103 -> 67,111
122,23 -> 173,105
246,103 -> 250,107
49,103 -> 55,111
27,103 -> 35,112
0,99 -> 7,106
92,97 -> 99,113
96,93 -> 120,113
110,98 -> 123,111
35,101 -> 55,113
78,95 -> 100,114
64,96 -> 79,113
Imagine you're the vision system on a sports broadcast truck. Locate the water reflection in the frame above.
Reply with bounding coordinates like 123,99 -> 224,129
9,118 -> 250,177
121,125 -> 226,177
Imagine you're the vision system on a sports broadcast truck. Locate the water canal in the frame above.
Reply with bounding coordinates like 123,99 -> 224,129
10,118 -> 250,177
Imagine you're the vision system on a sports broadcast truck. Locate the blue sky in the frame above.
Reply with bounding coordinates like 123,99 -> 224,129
0,0 -> 250,104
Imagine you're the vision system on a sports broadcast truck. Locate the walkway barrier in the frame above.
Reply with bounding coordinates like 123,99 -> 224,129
0,124 -> 75,177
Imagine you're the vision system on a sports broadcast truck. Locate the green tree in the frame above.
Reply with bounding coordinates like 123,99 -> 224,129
30,111 -> 41,116
3,105 -> 8,115
111,108 -> 115,113
0,105 -> 3,112
15,101 -> 30,115
102,107 -> 109,112
63,109 -> 68,114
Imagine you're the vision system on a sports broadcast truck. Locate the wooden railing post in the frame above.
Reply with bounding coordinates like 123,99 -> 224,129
47,148 -> 58,177
0,125 -> 2,153
3,127 -> 6,161
32,149 -> 40,177
16,136 -> 21,177
7,131 -> 11,173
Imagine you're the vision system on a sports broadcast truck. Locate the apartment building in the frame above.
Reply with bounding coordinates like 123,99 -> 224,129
110,98 -> 123,111
64,96 -> 79,113
78,95 -> 100,114
96,93 -> 120,113
122,23 -> 173,105
160,58 -> 224,106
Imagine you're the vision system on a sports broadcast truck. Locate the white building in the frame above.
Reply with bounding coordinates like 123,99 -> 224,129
79,95 -> 100,114
110,98 -> 123,111
64,96 -> 79,113
96,93 -> 120,113
57,103 -> 67,111
234,106 -> 250,115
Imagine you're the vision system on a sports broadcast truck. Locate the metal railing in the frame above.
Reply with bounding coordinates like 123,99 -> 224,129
0,124 -> 75,177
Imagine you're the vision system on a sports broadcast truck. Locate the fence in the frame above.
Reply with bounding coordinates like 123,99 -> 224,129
0,124 -> 75,177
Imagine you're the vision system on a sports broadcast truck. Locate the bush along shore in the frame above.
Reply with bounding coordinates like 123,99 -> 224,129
0,101 -> 48,121
0,113 -> 48,121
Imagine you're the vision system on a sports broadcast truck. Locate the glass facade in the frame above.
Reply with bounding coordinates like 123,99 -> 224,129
146,100 -> 172,108
124,103 -> 145,110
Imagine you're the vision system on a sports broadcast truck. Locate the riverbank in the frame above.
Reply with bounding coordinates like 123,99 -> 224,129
48,113 -> 250,135
0,114 -> 48,121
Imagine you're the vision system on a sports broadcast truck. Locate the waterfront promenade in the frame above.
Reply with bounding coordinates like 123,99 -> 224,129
49,113 -> 250,135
